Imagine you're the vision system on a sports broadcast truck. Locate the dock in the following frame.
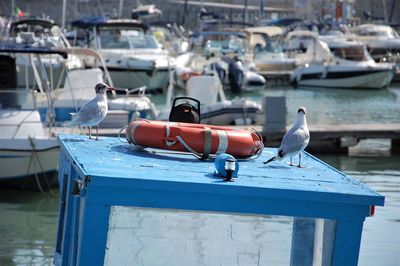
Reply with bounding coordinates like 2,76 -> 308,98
260,123 -> 400,153
53,122 -> 400,154
54,134 -> 384,265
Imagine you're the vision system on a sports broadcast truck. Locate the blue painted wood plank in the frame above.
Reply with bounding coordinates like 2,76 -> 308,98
85,185 -> 370,220
331,218 -> 365,266
57,134 -> 384,207
76,202 -> 110,266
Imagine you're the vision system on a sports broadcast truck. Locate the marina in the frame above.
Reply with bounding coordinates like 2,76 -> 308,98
0,0 -> 400,265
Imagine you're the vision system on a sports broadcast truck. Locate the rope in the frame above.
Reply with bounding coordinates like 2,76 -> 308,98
118,125 -> 129,143
28,137 -> 55,196
25,137 -> 44,193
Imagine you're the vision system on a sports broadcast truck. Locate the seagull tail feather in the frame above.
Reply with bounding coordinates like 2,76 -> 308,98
263,156 -> 276,164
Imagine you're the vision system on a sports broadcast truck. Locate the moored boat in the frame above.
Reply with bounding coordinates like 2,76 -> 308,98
70,17 -> 174,92
291,37 -> 395,89
0,110 -> 59,191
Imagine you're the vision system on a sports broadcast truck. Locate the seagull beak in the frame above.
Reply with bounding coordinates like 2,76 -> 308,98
107,87 -> 116,97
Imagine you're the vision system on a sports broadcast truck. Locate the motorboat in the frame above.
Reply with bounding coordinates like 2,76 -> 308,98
70,17 -> 174,92
21,47 -> 157,127
0,45 -> 157,128
0,45 -> 158,190
176,31 -> 265,93
351,24 -> 400,81
291,37 -> 395,89
0,109 -> 58,190
282,30 -> 320,65
161,71 -> 262,125
350,24 -> 400,62
3,18 -> 83,88
246,26 -> 296,77
0,77 -> 59,191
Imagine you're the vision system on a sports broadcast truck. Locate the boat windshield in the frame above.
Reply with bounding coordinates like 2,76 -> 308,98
255,41 -> 283,54
99,29 -> 160,49
203,35 -> 245,54
332,45 -> 371,61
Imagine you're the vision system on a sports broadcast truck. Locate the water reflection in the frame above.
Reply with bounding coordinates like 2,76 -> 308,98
0,190 -> 59,266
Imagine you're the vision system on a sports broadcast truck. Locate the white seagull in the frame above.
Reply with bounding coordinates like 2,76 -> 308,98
64,83 -> 114,140
263,107 -> 310,167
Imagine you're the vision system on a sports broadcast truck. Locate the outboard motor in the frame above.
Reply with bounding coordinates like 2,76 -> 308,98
169,97 -> 201,124
228,57 -> 244,93
210,61 -> 226,85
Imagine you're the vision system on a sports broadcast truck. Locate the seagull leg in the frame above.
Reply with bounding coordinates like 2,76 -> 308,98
95,126 -> 99,140
88,127 -> 92,139
289,156 -> 293,166
297,153 -> 303,168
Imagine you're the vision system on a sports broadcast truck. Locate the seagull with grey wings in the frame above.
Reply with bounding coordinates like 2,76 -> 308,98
64,83 -> 114,140
263,107 -> 310,167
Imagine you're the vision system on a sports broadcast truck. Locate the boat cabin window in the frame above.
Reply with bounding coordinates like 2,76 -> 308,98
356,28 -> 399,38
255,41 -> 283,54
331,46 -> 370,61
99,29 -> 160,49
12,23 -> 52,37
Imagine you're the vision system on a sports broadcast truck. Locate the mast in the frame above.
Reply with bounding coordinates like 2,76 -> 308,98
62,0 -> 67,29
118,0 -> 124,19
243,0 -> 248,25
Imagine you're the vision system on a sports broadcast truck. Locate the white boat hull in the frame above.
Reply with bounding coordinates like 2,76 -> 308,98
0,143 -> 59,180
293,67 -> 395,89
0,110 -> 59,190
108,68 -> 170,91
200,100 -> 261,125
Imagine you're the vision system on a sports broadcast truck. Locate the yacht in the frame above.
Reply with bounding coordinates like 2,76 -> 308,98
0,109 -> 59,190
16,47 -> 158,127
291,37 -> 395,89
4,18 -> 83,88
246,26 -> 296,77
350,24 -> 400,62
351,24 -> 400,81
0,45 -> 158,189
70,18 -> 174,92
0,57 -> 58,190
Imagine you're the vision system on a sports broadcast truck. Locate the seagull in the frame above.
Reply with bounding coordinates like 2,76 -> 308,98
263,107 -> 310,167
64,83 -> 114,140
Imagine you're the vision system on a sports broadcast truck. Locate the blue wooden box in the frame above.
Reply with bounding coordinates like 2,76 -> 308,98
54,134 -> 384,266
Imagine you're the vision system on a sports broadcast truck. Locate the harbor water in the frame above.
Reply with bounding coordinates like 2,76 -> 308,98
1,84 -> 400,265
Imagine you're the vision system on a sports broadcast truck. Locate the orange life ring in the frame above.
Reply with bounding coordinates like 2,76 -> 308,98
125,119 -> 263,159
